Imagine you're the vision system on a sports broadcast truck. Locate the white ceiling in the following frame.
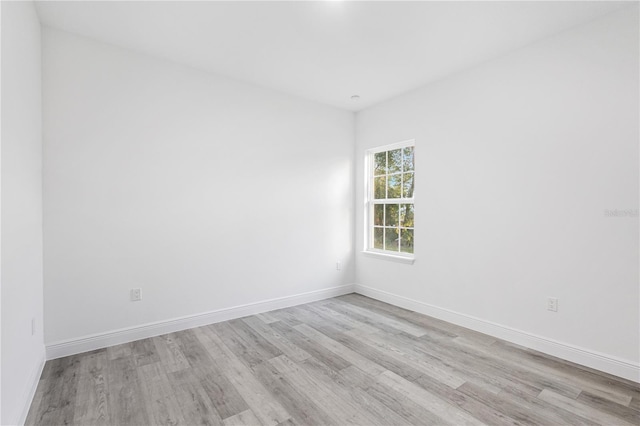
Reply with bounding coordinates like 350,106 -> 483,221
35,1 -> 630,111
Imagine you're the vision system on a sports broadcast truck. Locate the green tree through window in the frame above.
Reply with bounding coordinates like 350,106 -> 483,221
368,141 -> 414,255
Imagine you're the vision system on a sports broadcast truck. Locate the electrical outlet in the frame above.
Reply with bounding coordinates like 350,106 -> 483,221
31,318 -> 36,335
547,297 -> 558,312
336,261 -> 341,271
131,288 -> 142,302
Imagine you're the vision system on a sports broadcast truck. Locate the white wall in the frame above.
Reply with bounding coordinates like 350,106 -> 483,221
43,28 -> 355,345
1,1 -> 45,424
355,6 -> 639,377
1,4 -> 3,422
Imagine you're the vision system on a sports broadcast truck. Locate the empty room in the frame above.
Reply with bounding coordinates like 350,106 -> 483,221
1,1 -> 639,425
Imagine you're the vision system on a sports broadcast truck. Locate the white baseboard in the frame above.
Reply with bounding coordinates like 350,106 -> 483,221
44,282 -> 639,383
46,284 -> 355,360
16,350 -> 45,426
354,284 -> 640,383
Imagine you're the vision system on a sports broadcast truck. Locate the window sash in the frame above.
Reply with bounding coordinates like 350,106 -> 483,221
367,202 -> 415,254
365,140 -> 415,256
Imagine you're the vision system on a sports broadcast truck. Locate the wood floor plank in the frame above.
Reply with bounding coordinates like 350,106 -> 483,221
341,295 -> 494,343
106,343 -> 132,361
339,366 -> 445,425
204,326 -> 291,426
270,321 -> 352,372
304,302 -> 381,334
300,357 -> 410,426
538,389 -> 638,426
338,294 -> 458,340
448,333 -> 583,399
352,330 -> 467,388
496,383 -> 601,426
328,330 -> 425,381
253,359 -> 338,426
493,340 -> 640,403
293,323 -> 386,375
174,368 -> 249,422
190,328 -> 265,419
211,321 -> 275,368
73,350 -> 110,425
373,330 -> 504,394
174,380 -> 225,425
458,381 -> 577,426
412,374 -> 521,426
199,372 -> 250,420
256,312 -> 280,324
319,300 -> 411,337
267,308 -> 305,327
223,409 -> 264,426
166,346 -> 249,422
583,386 -> 633,407
26,294 -> 640,426
287,305 -> 353,335
392,331 -> 522,394
152,334 -> 191,373
242,315 -> 312,362
27,356 -> 81,426
377,370 -> 483,425
386,330 -> 544,397
106,356 -> 150,426
173,328 -> 226,376
227,318 -> 283,360
137,362 -> 185,426
131,337 -> 160,367
577,391 -> 640,425
411,332 -> 541,394
324,299 -> 427,337
40,355 -> 82,425
276,419 -> 300,426
269,355 -> 382,426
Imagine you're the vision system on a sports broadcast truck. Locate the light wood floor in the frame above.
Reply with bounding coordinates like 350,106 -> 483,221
27,294 -> 640,425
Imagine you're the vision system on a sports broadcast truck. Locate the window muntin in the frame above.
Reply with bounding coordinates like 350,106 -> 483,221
367,141 -> 414,256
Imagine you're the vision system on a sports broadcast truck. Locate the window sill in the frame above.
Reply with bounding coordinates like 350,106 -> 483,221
362,250 -> 415,264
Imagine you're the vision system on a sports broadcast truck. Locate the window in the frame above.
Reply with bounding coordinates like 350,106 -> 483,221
365,140 -> 414,260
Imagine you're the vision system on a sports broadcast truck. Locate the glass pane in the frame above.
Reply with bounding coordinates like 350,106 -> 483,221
400,229 -> 414,253
385,228 -> 399,251
385,204 -> 399,227
387,174 -> 401,198
403,146 -> 414,172
374,176 -> 386,199
374,204 -> 384,226
388,149 -> 402,174
400,204 -> 414,227
402,172 -> 414,198
373,227 -> 384,249
374,152 -> 386,176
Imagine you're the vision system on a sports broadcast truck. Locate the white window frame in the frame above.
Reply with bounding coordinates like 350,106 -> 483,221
364,139 -> 415,264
